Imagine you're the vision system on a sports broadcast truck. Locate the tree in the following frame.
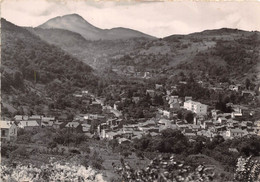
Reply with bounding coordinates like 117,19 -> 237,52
48,141 -> 57,149
135,150 -> 144,160
122,151 -> 132,158
245,78 -> 251,90
91,151 -> 104,170
13,71 -> 24,90
154,95 -> 164,106
185,112 -> 194,123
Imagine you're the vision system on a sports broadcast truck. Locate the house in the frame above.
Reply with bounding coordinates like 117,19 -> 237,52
211,110 -> 221,119
83,114 -> 105,121
82,123 -> 91,133
168,96 -> 180,109
113,101 -> 121,110
158,118 -> 177,131
189,124 -> 201,131
18,120 -> 39,130
138,120 -> 159,133
184,100 -> 208,115
179,81 -> 187,85
132,97 -> 140,104
95,97 -> 106,106
29,115 -> 42,125
14,115 -> 24,122
73,94 -> 83,98
82,90 -> 89,95
226,128 -> 246,138
197,130 -> 215,138
155,84 -> 163,90
107,118 -> 122,127
229,84 -> 242,92
146,89 -> 156,97
143,72 -> 151,79
168,95 -> 178,102
52,121 -> 65,130
176,121 -> 189,129
217,117 -> 227,124
1,121 -> 17,142
231,112 -> 243,119
170,102 -> 180,109
103,129 -> 133,140
231,105 -> 250,117
65,122 -> 83,133
166,90 -> 172,96
41,117 -> 55,122
118,138 -> 131,144
65,121 -> 80,128
229,148 -> 239,153
162,110 -> 173,119
41,121 -> 54,127
184,96 -> 192,101
41,117 -> 55,127
242,90 -> 256,97
97,123 -> 110,136
111,109 -> 123,118
201,120 -> 214,129
256,120 -> 260,136
182,129 -> 197,137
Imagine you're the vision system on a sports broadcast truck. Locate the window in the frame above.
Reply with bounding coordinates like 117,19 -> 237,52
2,130 -> 6,136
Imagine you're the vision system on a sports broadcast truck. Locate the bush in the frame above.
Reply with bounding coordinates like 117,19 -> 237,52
91,151 -> 104,170
122,151 -> 132,158
1,144 -> 18,158
135,150 -> 144,160
10,146 -> 29,159
48,141 -> 57,149
69,149 -> 81,154
16,133 -> 32,143
79,144 -> 91,154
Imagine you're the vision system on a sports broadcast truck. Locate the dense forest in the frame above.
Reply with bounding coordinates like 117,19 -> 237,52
1,19 -> 98,117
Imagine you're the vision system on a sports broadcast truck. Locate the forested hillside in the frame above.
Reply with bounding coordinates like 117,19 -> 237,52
33,22 -> 260,84
30,27 -> 151,69
1,19 -> 98,118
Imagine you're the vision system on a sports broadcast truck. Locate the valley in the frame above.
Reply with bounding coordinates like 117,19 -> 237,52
1,13 -> 260,182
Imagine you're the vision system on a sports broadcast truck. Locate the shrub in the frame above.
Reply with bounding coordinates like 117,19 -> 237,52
91,151 -> 104,170
79,144 -> 91,154
1,144 -> 18,158
48,141 -> 57,149
122,151 -> 132,158
10,146 -> 29,159
135,150 -> 144,160
69,149 -> 81,154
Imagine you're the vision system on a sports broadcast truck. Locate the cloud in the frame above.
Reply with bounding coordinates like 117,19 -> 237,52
1,0 -> 260,37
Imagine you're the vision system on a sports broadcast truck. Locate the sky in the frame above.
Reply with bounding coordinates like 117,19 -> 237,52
1,0 -> 260,38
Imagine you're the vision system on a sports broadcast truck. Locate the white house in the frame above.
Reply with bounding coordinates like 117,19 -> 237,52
18,120 -> 39,130
1,121 -> 17,142
217,117 -> 227,124
255,120 -> 260,136
184,100 -> 208,115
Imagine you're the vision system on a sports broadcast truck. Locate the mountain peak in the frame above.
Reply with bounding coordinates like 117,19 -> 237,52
38,13 -> 155,40
59,13 -> 87,22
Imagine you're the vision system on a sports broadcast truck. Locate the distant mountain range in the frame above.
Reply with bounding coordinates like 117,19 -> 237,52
38,14 -> 155,40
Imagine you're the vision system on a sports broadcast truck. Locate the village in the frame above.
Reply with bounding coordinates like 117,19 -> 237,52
1,79 -> 260,147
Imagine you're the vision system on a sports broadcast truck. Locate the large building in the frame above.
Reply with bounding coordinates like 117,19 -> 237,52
184,100 -> 208,115
1,121 -> 17,142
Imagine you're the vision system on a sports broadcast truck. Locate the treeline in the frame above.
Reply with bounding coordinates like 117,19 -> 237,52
131,129 -> 260,171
